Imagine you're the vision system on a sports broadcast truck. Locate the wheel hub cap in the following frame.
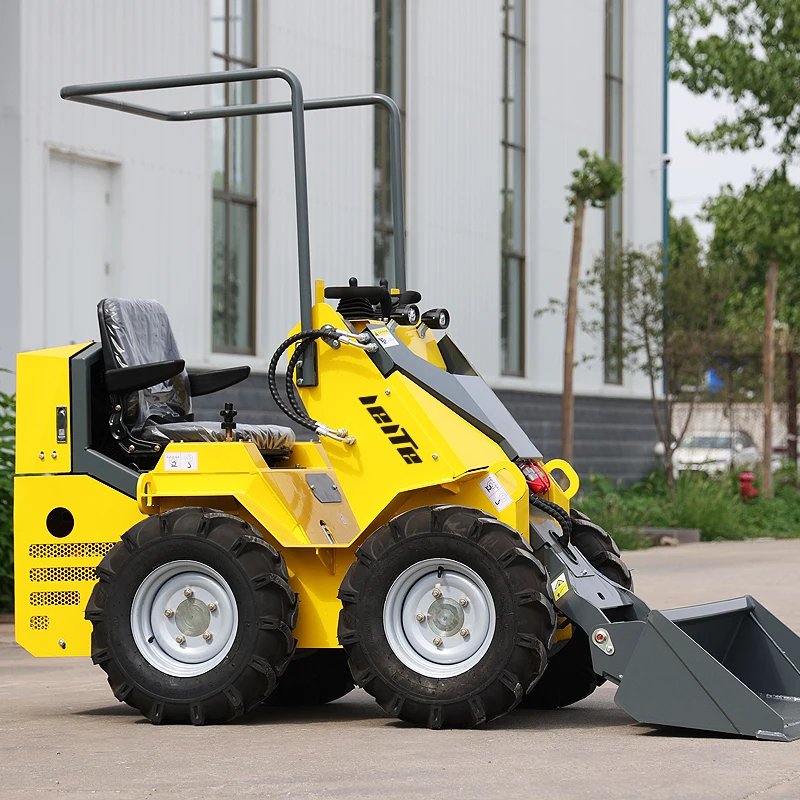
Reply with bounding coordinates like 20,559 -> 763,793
427,597 -> 464,637
383,557 -> 496,678
175,597 -> 212,638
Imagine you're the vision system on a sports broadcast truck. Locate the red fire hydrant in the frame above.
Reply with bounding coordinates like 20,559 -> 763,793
738,471 -> 758,501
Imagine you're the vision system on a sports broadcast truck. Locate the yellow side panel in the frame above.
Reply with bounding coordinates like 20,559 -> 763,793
14,474 -> 145,657
298,302 -> 514,535
15,343 -> 92,475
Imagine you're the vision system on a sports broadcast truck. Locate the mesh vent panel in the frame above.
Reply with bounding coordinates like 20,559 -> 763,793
30,615 -> 49,630
30,566 -> 97,583
30,591 -> 81,607
29,542 -> 115,559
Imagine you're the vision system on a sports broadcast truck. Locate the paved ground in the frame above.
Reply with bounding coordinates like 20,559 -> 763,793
1,539 -> 800,800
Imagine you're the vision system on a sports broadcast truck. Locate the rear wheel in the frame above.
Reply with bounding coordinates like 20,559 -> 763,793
86,507 -> 297,724
337,505 -> 555,728
266,649 -> 355,706
521,508 -> 632,710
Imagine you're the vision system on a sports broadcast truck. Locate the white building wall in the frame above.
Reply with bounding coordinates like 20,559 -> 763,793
405,1 -> 503,380
0,0 -> 22,393
17,0 -> 210,366
251,0 -> 374,370
519,1 -> 663,400
4,1 -> 665,403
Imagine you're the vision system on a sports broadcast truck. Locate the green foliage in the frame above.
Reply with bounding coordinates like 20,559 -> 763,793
705,168 -> 800,330
576,470 -> 800,548
671,0 -> 800,158
581,230 -> 732,394
566,149 -> 623,221
0,380 -> 14,613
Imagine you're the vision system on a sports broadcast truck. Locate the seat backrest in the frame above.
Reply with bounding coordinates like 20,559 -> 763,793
97,298 -> 192,434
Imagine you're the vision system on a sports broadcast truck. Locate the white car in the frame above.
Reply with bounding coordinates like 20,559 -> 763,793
672,431 -> 759,476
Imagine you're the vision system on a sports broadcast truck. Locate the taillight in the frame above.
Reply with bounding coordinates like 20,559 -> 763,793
519,459 -> 551,495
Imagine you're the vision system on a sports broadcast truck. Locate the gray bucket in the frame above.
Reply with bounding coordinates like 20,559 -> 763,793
610,596 -> 800,741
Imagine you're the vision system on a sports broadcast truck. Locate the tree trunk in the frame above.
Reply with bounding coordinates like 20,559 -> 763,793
762,256 -> 778,498
787,349 -> 798,470
562,198 -> 586,463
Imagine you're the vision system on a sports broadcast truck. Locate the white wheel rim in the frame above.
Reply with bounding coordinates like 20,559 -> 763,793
383,557 -> 496,679
130,560 -> 239,678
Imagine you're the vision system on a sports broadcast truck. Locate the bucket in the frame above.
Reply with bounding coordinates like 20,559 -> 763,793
613,596 -> 800,741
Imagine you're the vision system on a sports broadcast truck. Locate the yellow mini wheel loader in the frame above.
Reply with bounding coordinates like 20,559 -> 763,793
13,68 -> 800,738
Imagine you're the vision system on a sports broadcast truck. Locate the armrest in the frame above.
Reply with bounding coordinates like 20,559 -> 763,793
105,359 -> 186,394
188,365 -> 251,397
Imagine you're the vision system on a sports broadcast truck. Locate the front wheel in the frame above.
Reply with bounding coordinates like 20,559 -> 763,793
337,505 -> 555,729
86,508 -> 298,724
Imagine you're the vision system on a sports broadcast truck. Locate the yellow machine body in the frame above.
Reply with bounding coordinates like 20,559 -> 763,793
14,287 -> 577,658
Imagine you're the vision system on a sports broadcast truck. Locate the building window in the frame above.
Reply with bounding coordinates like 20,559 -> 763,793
374,0 -> 406,283
604,0 -> 624,384
211,0 -> 257,354
501,0 -> 526,376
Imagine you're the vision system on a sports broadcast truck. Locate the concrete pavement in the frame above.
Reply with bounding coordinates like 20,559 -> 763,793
1,539 -> 799,800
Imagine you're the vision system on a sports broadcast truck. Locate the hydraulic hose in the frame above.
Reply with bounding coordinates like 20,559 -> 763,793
267,329 -> 329,432
529,493 -> 573,545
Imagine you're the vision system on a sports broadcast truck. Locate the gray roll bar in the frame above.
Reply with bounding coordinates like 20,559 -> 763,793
60,67 -> 407,386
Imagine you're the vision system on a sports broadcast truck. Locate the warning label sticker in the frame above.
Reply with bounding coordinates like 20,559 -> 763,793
371,326 -> 400,348
551,572 -> 569,602
164,452 -> 198,471
479,473 -> 513,513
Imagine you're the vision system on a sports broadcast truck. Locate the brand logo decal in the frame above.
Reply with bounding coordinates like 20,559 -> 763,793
359,395 -> 422,464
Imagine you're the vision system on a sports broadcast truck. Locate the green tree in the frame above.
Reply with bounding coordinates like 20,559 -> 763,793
704,169 -> 800,496
673,0 -> 800,490
671,0 -> 800,158
582,227 -> 732,496
562,149 -> 622,463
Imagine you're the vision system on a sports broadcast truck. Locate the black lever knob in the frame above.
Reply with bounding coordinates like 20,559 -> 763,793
220,402 -> 237,440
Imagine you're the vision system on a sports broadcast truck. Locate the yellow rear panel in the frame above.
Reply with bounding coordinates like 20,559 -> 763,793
14,474 -> 145,656
15,343 -> 92,475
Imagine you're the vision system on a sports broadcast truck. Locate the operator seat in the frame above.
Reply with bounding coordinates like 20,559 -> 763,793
97,298 -> 295,461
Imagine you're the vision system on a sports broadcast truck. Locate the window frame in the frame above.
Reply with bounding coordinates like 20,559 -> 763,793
603,0 -> 624,385
500,0 -> 526,377
373,0 -> 407,284
211,0 -> 258,356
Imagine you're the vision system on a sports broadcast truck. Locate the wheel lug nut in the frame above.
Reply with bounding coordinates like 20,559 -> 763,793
432,637 -> 443,646
416,613 -> 425,622
164,608 -> 174,618
432,588 -> 442,598
459,597 -> 468,607
176,635 -> 185,644
460,628 -> 469,637
202,631 -> 212,641
207,602 -> 217,612
184,588 -> 193,597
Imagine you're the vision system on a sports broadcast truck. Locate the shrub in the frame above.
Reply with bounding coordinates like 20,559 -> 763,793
573,468 -> 800,548
0,380 -> 14,612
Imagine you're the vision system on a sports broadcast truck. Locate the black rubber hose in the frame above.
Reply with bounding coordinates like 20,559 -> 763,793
529,493 -> 573,544
285,336 -> 315,420
267,330 -> 329,432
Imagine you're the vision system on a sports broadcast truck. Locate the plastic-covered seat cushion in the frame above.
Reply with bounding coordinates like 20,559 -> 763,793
97,298 -> 190,435
143,422 -> 296,455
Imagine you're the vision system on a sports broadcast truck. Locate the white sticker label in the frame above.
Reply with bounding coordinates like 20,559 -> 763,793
479,473 -> 513,512
372,326 -> 400,348
164,452 -> 198,471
